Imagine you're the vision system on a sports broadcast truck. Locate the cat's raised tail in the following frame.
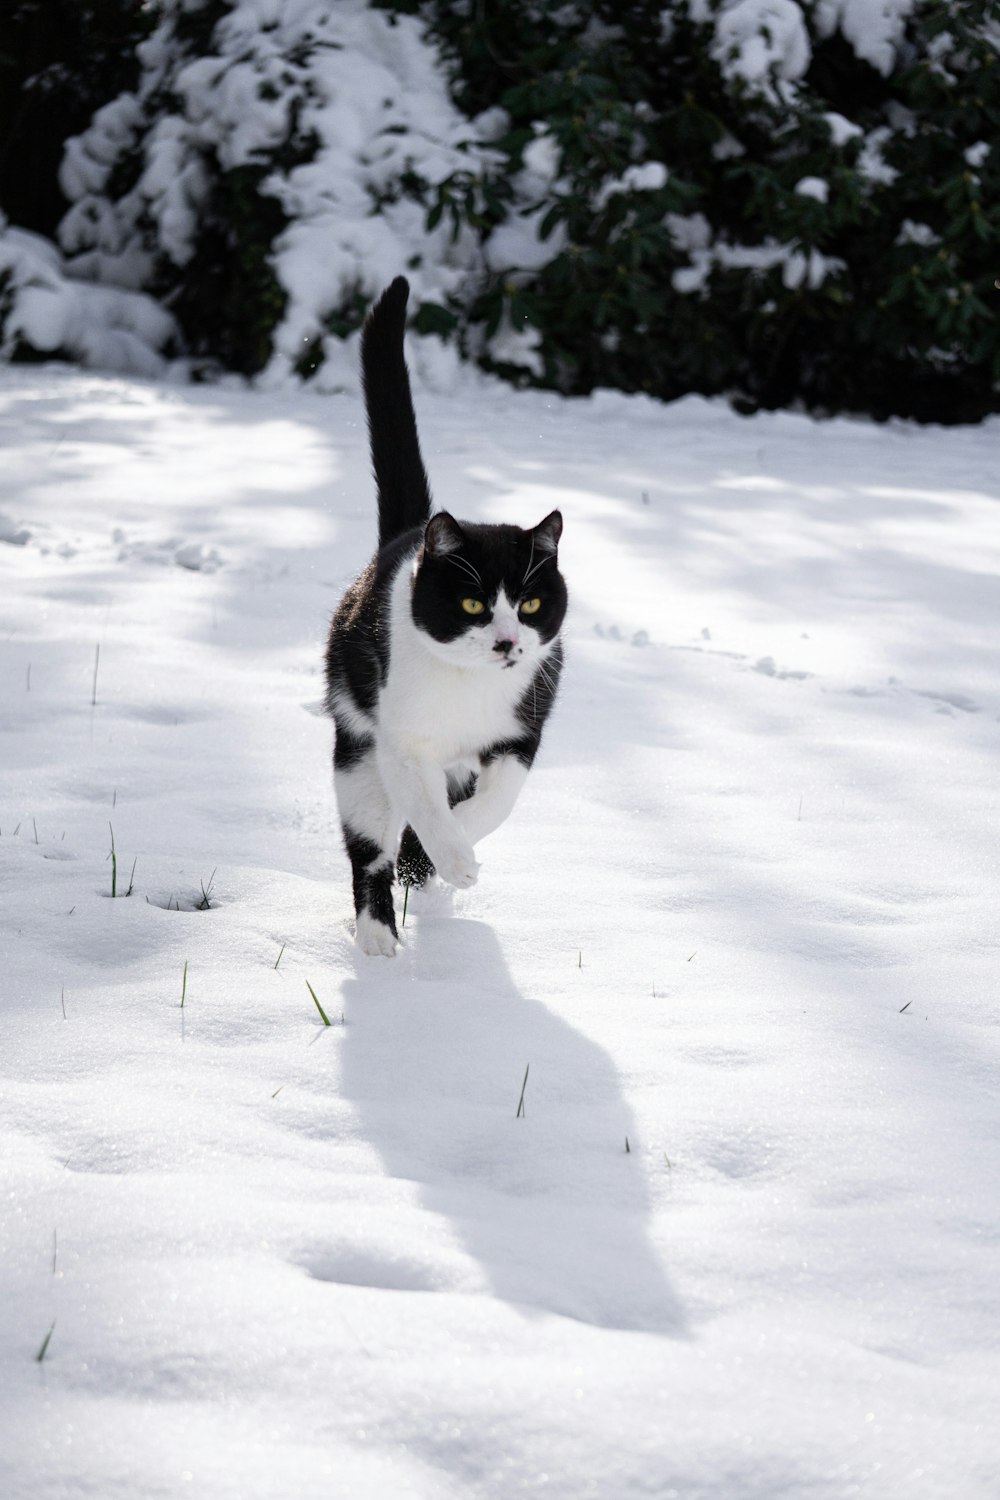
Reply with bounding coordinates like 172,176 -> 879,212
361,276 -> 433,549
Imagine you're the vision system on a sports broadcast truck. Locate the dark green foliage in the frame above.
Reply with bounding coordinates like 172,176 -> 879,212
294,287 -> 370,379
381,0 -> 1000,421
112,1 -> 315,377
169,0 -> 231,53
6,0 -> 1000,418
0,1 -> 152,236
167,163 -> 290,377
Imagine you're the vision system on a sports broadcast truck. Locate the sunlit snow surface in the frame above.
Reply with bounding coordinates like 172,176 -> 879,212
1,365 -> 998,1499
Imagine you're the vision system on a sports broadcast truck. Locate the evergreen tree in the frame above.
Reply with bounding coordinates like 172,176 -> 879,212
0,1 -> 151,236
57,0 -> 482,381
390,0 -> 1000,420
4,0 -> 1000,418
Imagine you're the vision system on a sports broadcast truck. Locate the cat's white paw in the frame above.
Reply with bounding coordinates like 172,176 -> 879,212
355,911 -> 399,957
432,839 -> 480,890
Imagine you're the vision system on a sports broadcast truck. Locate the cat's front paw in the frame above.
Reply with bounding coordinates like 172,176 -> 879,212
355,910 -> 399,957
432,838 -> 480,890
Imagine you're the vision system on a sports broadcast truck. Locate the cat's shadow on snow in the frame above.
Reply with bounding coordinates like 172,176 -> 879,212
334,914 -> 686,1336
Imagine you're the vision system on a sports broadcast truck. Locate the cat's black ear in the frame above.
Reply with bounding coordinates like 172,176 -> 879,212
532,509 -> 563,554
423,511 -> 465,557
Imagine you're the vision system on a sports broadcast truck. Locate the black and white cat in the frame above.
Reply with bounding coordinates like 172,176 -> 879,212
325,277 -> 567,956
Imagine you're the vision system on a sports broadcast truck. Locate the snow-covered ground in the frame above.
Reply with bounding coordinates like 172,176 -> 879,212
1,363 -> 998,1499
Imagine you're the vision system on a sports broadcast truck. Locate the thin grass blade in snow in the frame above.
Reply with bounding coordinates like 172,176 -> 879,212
306,981 -> 331,1026
35,1322 -> 55,1363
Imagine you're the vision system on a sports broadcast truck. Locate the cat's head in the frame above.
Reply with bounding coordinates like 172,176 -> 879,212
410,510 -> 566,671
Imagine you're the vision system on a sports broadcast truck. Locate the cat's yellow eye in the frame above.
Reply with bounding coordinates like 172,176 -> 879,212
461,597 -> 485,615
520,597 -> 542,615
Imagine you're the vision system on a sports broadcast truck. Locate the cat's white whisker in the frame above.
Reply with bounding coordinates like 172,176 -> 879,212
444,554 -> 483,587
534,665 -> 556,699
522,554 -> 551,586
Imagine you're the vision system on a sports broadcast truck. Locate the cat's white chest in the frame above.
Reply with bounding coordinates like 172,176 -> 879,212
379,563 -> 523,761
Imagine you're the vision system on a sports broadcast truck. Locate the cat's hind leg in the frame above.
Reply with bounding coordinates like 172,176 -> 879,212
347,833 -> 399,957
334,733 -> 400,956
396,825 -> 433,889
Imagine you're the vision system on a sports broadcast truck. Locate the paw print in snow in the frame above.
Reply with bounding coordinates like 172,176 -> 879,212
175,542 -> 222,573
594,623 -> 651,647
0,512 -> 30,546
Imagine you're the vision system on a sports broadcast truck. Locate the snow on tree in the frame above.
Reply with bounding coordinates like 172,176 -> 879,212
55,0 -> 487,389
402,0 -> 1000,419
0,217 -> 176,374
1,0 -> 999,418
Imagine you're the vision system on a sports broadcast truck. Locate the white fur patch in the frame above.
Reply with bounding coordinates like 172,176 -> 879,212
381,563 -> 532,762
384,568 -> 558,730
355,910 -> 398,957
335,754 -> 394,849
490,589 -> 522,652
329,687 -> 376,739
453,755 -> 528,844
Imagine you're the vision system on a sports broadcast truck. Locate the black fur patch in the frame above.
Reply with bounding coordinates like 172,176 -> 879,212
344,828 -> 398,937
324,530 -> 419,718
515,639 -> 564,745
396,826 -> 432,889
362,278 -> 433,550
333,726 -> 374,770
365,861 -> 398,935
411,519 -> 568,648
